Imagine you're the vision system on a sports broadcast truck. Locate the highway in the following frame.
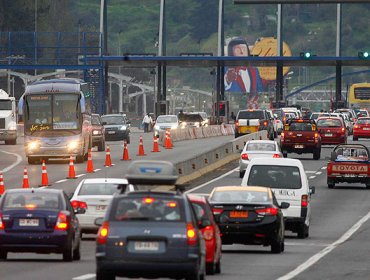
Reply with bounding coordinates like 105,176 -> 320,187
1,132 -> 370,280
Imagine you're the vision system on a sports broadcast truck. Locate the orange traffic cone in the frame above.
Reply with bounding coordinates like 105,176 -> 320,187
165,131 -> 173,149
151,136 -> 160,152
40,160 -> 50,187
22,167 -> 30,189
121,141 -> 131,161
67,156 -> 77,179
104,145 -> 113,167
0,172 -> 5,195
137,135 -> 146,156
86,148 -> 94,173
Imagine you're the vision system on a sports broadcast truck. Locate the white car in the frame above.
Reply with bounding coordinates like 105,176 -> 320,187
239,140 -> 282,178
241,158 -> 315,239
70,178 -> 136,235
153,115 -> 180,135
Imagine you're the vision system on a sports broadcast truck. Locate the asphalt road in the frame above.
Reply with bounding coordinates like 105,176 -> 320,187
1,134 -> 370,280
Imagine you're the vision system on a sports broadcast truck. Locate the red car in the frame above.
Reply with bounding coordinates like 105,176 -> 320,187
316,117 -> 347,145
353,117 -> 370,141
187,194 -> 222,275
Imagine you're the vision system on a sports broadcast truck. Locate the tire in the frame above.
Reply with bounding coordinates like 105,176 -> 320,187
215,259 -> 221,274
75,155 -> 84,164
235,132 -> 239,138
73,239 -> 81,261
62,239 -> 73,262
269,131 -> 274,140
0,250 -> 7,260
297,224 -> 309,239
353,136 -> 358,141
328,180 -> 335,189
206,262 -> 215,275
96,268 -> 115,280
366,183 -> 370,189
313,148 -> 321,160
271,237 -> 283,253
239,170 -> 245,178
274,131 -> 278,138
126,134 -> 130,144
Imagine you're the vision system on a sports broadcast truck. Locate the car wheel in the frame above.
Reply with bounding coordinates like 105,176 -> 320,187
62,239 -> 73,262
239,170 -> 245,178
126,135 -> 130,144
269,132 -> 274,140
297,224 -> 309,239
0,250 -> 7,260
313,149 -> 321,160
206,262 -> 215,275
96,268 -> 115,280
328,183 -> 335,189
274,131 -> 278,138
97,139 -> 105,151
215,259 -> 221,274
271,237 -> 283,253
73,239 -> 81,261
235,132 -> 239,138
366,183 -> 370,189
353,136 -> 358,141
75,154 -> 84,164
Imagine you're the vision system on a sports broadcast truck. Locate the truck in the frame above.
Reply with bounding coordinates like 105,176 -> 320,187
0,89 -> 17,145
327,144 -> 370,189
280,119 -> 321,160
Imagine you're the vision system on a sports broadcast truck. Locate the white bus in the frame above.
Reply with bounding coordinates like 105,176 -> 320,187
19,79 -> 92,164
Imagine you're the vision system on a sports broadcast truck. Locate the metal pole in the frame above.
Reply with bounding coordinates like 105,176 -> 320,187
335,3 -> 342,109
216,0 -> 224,122
34,0 -> 38,75
99,0 -> 104,57
276,4 -> 284,107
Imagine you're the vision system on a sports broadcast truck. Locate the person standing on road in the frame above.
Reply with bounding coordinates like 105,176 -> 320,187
142,113 -> 152,133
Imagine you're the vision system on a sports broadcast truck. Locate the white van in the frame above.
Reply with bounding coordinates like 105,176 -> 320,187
241,158 -> 315,238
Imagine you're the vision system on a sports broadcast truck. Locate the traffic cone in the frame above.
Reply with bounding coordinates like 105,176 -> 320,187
22,167 -> 30,189
165,131 -> 173,149
137,135 -> 146,156
0,172 -> 5,195
151,136 -> 160,152
121,141 -> 131,161
104,145 -> 113,167
86,148 -> 94,173
40,160 -> 50,187
67,156 -> 77,179
168,131 -> 173,148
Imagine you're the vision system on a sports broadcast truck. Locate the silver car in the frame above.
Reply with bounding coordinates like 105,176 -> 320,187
153,115 -> 180,135
239,140 -> 283,178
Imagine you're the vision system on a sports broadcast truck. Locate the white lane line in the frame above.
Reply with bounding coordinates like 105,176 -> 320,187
315,171 -> 322,175
309,176 -> 316,179
185,168 -> 239,194
305,171 -> 316,174
72,274 -> 95,280
76,174 -> 85,178
321,166 -> 327,170
278,210 -> 370,280
55,179 -> 67,184
94,169 -> 101,172
285,242 -> 330,247
0,150 -> 23,173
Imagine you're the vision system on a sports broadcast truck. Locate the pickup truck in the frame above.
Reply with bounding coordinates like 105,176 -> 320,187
327,144 -> 370,189
280,119 -> 321,160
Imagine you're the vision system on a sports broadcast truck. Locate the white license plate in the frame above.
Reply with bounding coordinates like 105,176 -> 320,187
96,205 -> 106,211
325,134 -> 333,137
19,219 -> 39,226
344,174 -> 356,177
295,145 -> 304,148
363,128 -> 370,130
108,131 -> 115,134
134,241 -> 159,251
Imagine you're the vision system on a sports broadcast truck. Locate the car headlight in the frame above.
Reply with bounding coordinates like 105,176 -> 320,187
8,122 -> 17,130
154,124 -> 160,130
67,141 -> 80,150
120,125 -> 127,130
194,122 -> 200,127
171,124 -> 178,130
180,122 -> 187,128
28,141 -> 40,150
92,130 -> 101,135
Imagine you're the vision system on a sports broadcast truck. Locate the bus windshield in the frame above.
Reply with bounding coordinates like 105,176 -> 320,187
25,94 -> 80,134
0,100 -> 12,110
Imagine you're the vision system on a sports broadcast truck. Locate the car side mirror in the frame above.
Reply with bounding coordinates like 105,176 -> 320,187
102,121 -> 107,125
198,218 -> 211,229
280,202 -> 290,209
330,151 -> 337,161
95,217 -> 104,226
74,208 -> 86,214
309,186 -> 316,195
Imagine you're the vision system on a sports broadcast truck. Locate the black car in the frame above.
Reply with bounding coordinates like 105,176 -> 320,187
0,188 -> 83,261
91,114 -> 106,151
209,186 -> 289,253
95,160 -> 206,280
101,114 -> 131,143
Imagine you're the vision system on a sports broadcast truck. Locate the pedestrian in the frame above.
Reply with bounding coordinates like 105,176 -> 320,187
230,111 -> 236,121
142,113 -> 152,133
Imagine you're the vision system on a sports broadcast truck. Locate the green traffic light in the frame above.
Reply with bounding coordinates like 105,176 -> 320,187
304,52 -> 311,59
364,52 -> 369,58
358,51 -> 370,59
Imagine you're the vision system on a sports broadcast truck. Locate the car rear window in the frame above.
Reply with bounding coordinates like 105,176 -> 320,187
334,147 -> 369,161
247,165 -> 302,189
112,197 -> 184,222
210,190 -> 270,204
246,143 -> 275,151
287,122 -> 314,131
357,118 -> 370,124
78,183 -> 125,195
238,111 -> 265,119
191,202 -> 210,222
317,119 -> 342,127
2,192 -> 61,210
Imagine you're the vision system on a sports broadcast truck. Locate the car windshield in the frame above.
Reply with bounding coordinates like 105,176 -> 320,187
238,111 -> 265,119
357,118 -> 370,124
247,165 -> 302,189
78,183 -> 125,195
156,116 -> 178,123
246,143 -> 275,151
3,192 -> 61,210
210,190 -> 270,204
102,115 -> 125,124
288,122 -> 314,131
91,115 -> 101,125
317,119 -> 342,127
112,197 -> 184,222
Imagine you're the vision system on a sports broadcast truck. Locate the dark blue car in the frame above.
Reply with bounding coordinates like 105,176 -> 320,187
0,188 -> 82,261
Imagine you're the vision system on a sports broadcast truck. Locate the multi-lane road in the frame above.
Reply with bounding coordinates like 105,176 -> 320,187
1,132 -> 370,280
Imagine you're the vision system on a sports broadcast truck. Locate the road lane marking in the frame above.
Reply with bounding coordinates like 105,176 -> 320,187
0,150 -> 22,173
321,166 -> 327,169
309,176 -> 316,179
55,179 -> 67,184
315,171 -> 322,175
285,242 -> 330,247
278,210 -> 370,280
76,174 -> 85,178
185,167 -> 239,194
72,274 -> 95,280
305,171 -> 316,174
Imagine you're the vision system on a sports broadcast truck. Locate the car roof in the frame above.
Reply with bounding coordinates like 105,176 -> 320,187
187,194 -> 208,204
117,191 -> 185,200
248,157 -> 303,167
212,186 -> 270,193
3,188 -> 63,195
80,178 -> 128,184
246,140 -> 276,144
102,114 -> 125,117
157,114 -> 177,118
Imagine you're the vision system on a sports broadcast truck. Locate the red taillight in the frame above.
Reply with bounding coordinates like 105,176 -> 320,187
212,208 -> 224,215
54,211 -> 68,231
143,197 -> 155,204
202,226 -> 214,241
235,121 -> 239,127
272,154 -> 280,158
341,127 -> 345,133
71,200 -> 88,210
301,195 -> 308,208
280,132 -> 285,141
241,153 -> 249,160
354,125 -> 359,129
0,213 -> 4,230
255,207 -> 278,216
187,223 -> 197,246
263,121 -> 268,126
276,120 -> 281,123
97,221 -> 109,245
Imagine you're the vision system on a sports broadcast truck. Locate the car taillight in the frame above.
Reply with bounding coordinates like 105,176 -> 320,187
255,207 -> 278,216
0,213 -> 4,230
314,132 -> 319,142
280,132 -> 285,141
276,120 -> 281,123
235,121 -> 239,127
341,127 -> 345,133
97,221 -> 109,245
263,121 -> 268,126
71,200 -> 88,210
272,154 -> 280,158
187,223 -> 198,246
301,195 -> 308,208
354,125 -> 359,129
54,211 -> 68,231
203,226 -> 214,241
212,208 -> 224,215
241,153 -> 249,160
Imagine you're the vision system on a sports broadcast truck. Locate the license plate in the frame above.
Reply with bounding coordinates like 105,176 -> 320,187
134,241 -> 159,251
295,145 -> 304,148
344,174 -> 356,177
229,211 -> 248,218
325,133 -> 333,137
108,131 -> 115,134
96,205 -> 106,211
19,219 -> 39,226
363,128 -> 370,130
